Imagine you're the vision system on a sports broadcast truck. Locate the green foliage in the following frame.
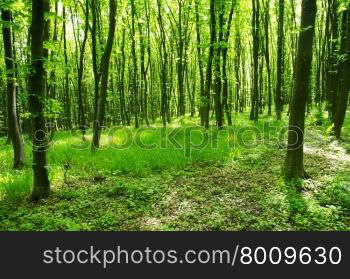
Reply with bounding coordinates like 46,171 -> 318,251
0,0 -> 350,232
318,172 -> 350,214
0,170 -> 32,202
0,113 -> 349,231
45,98 -> 63,120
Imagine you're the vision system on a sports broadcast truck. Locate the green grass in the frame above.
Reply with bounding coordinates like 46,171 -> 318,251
0,112 -> 349,231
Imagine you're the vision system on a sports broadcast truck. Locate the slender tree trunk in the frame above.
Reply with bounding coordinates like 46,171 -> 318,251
138,15 -> 149,126
250,0 -> 260,121
204,0 -> 216,129
1,9 -> 25,169
195,0 -> 205,126
29,0 -> 51,200
176,0 -> 186,117
120,27 -> 130,126
214,3 -> 224,128
276,0 -> 285,120
47,0 -> 58,100
222,1 -> 235,126
91,0 -> 101,121
77,0 -> 89,140
264,0 -> 272,116
156,0 -> 168,127
43,0 -> 50,96
234,27 -> 242,114
144,0 -> 151,126
130,0 -> 139,128
285,0 -> 317,178
63,7 -> 71,130
92,0 -> 117,151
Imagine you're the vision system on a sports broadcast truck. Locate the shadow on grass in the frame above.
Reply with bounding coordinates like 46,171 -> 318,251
282,178 -> 309,227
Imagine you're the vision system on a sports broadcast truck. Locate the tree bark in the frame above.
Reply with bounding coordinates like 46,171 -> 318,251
250,0 -> 260,121
325,0 -> 339,119
156,0 -> 169,127
276,0 -> 285,120
264,0 -> 272,116
91,0 -> 101,121
130,0 -> 139,128
92,0 -> 117,151
214,2 -> 224,128
195,0 -> 205,126
1,9 -> 25,169
29,0 -> 51,199
203,0 -> 216,129
62,7 -> 71,130
77,0 -> 89,140
222,1 -> 236,126
285,0 -> 317,178
333,7 -> 350,139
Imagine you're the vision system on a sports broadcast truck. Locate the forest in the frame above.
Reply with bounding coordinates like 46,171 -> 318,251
0,0 -> 349,231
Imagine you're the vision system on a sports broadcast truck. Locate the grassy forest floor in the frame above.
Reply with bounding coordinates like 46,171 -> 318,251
0,112 -> 349,231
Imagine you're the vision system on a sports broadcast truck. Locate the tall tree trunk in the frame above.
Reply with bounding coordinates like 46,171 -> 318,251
214,2 -> 224,128
62,7 -> 71,130
285,0 -> 317,178
138,11 -> 149,126
130,0 -> 139,128
43,0 -> 50,96
333,7 -> 350,139
204,0 -> 216,129
92,0 -> 117,151
326,0 -> 339,119
156,0 -> 168,127
176,0 -> 186,117
77,0 -> 89,140
91,0 -> 101,121
276,0 -> 285,120
144,0 -> 151,126
250,0 -> 260,121
1,9 -> 25,169
264,0 -> 272,116
222,1 -> 236,126
195,0 -> 205,126
47,0 -> 58,100
120,27 -> 130,126
29,0 -> 51,200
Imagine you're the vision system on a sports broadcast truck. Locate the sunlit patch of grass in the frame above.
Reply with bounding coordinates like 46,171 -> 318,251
0,170 -> 32,202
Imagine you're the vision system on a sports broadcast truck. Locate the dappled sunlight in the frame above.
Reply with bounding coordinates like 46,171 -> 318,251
304,141 -> 350,165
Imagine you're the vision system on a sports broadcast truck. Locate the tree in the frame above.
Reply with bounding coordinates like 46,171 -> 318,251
222,0 -> 236,126
250,0 -> 260,121
203,0 -> 216,129
275,0 -> 285,120
62,6 -> 72,130
1,9 -> 25,169
28,0 -> 50,200
76,0 -> 89,140
156,0 -> 169,127
92,0 -> 117,151
325,0 -> 339,120
195,0 -> 205,126
91,0 -> 101,121
213,1 -> 224,128
130,0 -> 139,128
333,5 -> 350,139
285,0 -> 317,178
263,0 -> 272,116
